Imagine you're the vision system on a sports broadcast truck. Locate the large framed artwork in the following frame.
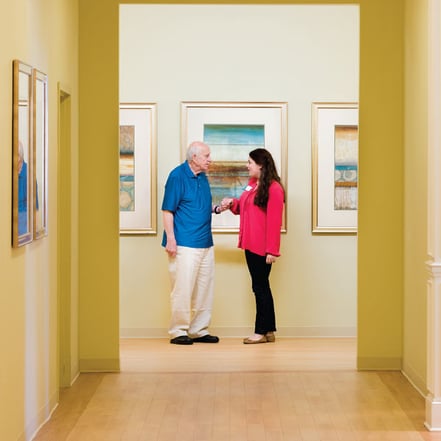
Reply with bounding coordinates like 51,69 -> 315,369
311,102 -> 358,234
119,103 -> 157,235
181,101 -> 287,232
12,60 -> 34,247
33,69 -> 48,240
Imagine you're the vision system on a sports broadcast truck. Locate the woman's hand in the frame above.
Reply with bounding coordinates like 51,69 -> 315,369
221,198 -> 233,211
266,254 -> 278,264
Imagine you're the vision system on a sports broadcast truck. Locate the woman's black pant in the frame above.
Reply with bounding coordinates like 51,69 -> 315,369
245,249 -> 276,335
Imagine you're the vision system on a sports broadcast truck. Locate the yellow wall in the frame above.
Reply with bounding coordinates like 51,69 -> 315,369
403,0 -> 428,392
78,0 -> 120,371
78,0 -> 405,372
356,0 -> 404,369
0,0 -> 79,439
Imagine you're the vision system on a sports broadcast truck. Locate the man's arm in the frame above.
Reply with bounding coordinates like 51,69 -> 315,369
162,210 -> 177,257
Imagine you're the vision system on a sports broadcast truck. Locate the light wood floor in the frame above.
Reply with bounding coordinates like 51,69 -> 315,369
34,338 -> 441,441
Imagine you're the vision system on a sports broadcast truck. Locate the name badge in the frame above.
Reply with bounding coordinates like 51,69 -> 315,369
245,185 -> 252,191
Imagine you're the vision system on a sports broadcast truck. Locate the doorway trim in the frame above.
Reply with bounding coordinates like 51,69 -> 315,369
57,84 -> 72,388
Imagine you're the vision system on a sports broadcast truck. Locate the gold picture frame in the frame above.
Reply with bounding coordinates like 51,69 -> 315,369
312,102 -> 358,234
33,69 -> 48,240
119,103 -> 157,235
12,60 -> 34,247
181,101 -> 288,233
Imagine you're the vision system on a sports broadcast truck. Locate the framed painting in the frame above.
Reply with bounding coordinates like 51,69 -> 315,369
12,60 -> 33,247
312,102 -> 358,234
181,101 -> 287,232
33,69 -> 48,240
119,103 -> 157,234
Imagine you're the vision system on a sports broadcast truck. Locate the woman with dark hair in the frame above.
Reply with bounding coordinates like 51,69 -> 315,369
222,148 -> 285,344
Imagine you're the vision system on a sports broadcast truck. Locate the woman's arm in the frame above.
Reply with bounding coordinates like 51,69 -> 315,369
265,182 -> 285,257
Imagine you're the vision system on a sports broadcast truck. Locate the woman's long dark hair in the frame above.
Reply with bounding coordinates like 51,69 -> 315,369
249,148 -> 283,209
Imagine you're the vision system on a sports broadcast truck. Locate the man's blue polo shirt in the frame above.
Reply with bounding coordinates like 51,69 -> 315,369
161,161 -> 213,249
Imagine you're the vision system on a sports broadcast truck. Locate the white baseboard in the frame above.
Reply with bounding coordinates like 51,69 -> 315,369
26,390 -> 58,441
402,360 -> 428,397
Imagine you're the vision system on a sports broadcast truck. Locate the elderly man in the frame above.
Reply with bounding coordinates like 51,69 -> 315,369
161,141 -> 224,345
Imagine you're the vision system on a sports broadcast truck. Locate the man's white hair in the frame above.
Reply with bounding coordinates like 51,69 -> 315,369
186,141 -> 206,161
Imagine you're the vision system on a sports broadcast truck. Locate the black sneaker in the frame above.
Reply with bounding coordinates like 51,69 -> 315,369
192,335 -> 219,343
170,335 -> 193,345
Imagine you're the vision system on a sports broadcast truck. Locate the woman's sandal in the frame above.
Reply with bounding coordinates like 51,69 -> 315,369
265,332 -> 275,342
243,335 -> 267,344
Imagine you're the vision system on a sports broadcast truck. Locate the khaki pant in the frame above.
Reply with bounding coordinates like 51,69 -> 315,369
168,246 -> 215,339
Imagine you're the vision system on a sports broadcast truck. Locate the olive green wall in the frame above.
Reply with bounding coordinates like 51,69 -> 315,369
78,1 -> 120,371
356,0 -> 404,369
78,0 -> 404,371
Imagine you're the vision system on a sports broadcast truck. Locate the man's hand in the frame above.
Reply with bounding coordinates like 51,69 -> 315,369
165,237 -> 177,257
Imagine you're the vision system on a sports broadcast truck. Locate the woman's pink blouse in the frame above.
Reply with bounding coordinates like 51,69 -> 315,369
230,178 -> 284,257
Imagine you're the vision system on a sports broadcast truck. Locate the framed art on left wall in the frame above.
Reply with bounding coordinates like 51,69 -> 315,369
12,60 -> 34,247
33,68 -> 48,240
